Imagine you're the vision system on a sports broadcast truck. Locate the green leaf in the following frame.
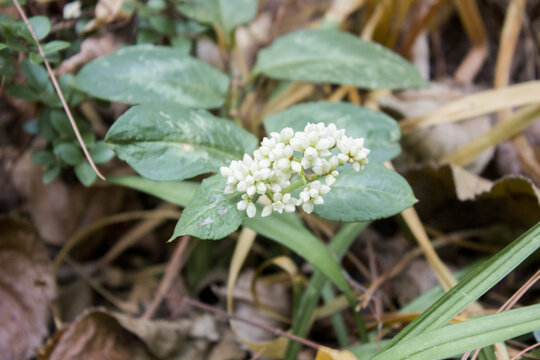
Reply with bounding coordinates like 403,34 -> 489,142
373,304 -> 540,360
6,84 -> 40,102
0,43 -> 7,50
28,16 -> 51,40
105,103 -> 258,181
148,16 -> 176,35
29,52 -> 44,64
171,175 -> 246,240
109,175 -> 358,298
383,222 -> 540,349
349,341 -> 391,360
107,176 -> 199,206
264,102 -> 401,162
43,164 -> 60,184
285,222 -> 368,360
177,0 -> 257,35
244,212 -> 355,295
74,161 -> 97,186
54,142 -> 83,165
88,141 -> 115,164
42,40 -> 71,54
252,29 -> 426,89
30,150 -> 56,166
314,164 -> 417,222
20,59 -> 49,91
74,45 -> 229,108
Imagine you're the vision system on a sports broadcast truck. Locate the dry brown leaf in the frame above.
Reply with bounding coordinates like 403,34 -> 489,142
380,80 -> 494,174
405,163 -> 540,232
40,308 -> 213,360
11,150 -> 128,246
315,346 -> 357,360
83,0 -> 132,32
0,217 -> 56,360
57,33 -> 120,76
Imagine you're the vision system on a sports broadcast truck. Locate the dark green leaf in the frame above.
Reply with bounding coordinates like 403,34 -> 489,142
253,29 -> 427,89
148,16 -> 176,35
42,40 -> 71,54
171,175 -> 245,240
54,142 -> 83,165
88,141 -> 115,164
177,0 -> 257,35
314,164 -> 417,222
42,164 -> 60,184
74,161 -> 97,186
6,84 -> 40,102
20,59 -> 49,91
105,103 -> 258,181
264,102 -> 401,162
74,45 -> 229,108
29,52 -> 44,64
30,150 -> 56,166
28,16 -> 51,40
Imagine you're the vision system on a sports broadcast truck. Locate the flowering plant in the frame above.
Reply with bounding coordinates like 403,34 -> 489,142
221,123 -> 370,218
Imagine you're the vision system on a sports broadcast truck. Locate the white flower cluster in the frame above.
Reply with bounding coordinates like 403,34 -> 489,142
220,123 -> 370,218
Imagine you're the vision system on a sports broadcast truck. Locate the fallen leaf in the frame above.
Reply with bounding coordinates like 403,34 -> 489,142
0,217 -> 56,360
56,33 -> 120,76
380,80 -> 494,174
40,307 -> 245,360
315,346 -> 358,360
404,163 -> 540,232
83,0 -> 132,32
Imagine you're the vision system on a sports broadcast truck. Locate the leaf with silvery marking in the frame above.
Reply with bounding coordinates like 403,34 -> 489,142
177,0 -> 257,35
314,163 -> 417,222
264,102 -> 401,162
252,29 -> 427,90
105,103 -> 258,181
74,45 -> 229,108
171,175 -> 245,240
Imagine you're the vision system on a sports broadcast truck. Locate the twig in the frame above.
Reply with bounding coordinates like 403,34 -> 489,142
510,342 -> 540,360
169,294 -> 322,352
54,209 -> 181,269
12,0 -> 105,180
96,202 -> 179,270
142,235 -> 190,319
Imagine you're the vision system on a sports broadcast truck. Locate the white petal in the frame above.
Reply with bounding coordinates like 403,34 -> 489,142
246,202 -> 256,218
237,200 -> 248,211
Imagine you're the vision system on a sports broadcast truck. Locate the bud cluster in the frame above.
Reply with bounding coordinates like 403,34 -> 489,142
219,123 -> 370,218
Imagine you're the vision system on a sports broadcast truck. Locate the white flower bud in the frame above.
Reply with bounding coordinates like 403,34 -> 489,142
280,128 -> 294,142
302,202 -> 314,214
220,166 -> 231,177
256,182 -> 267,194
262,205 -> 272,217
325,175 -> 336,186
246,185 -> 256,197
